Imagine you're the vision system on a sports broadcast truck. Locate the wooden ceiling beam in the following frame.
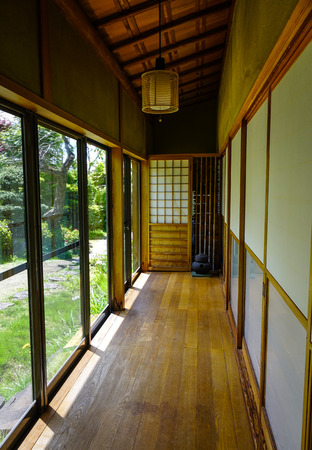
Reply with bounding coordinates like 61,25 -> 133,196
93,0 -> 173,28
178,59 -> 223,78
51,0 -> 140,108
110,2 -> 231,51
129,44 -> 223,81
122,25 -> 227,68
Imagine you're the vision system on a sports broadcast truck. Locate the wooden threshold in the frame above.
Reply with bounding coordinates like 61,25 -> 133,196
19,272 -> 254,449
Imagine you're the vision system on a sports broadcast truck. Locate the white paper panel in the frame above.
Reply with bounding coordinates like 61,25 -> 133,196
230,131 -> 241,238
265,282 -> 306,450
244,251 -> 263,385
230,236 -> 239,324
245,100 -> 267,262
222,151 -> 227,221
267,41 -> 312,316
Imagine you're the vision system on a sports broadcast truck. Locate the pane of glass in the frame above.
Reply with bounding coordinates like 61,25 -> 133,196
244,251 -> 263,385
230,236 -> 239,324
39,125 -> 82,383
131,160 -> 140,276
0,110 -> 32,443
265,282 -> 306,450
87,144 -> 108,327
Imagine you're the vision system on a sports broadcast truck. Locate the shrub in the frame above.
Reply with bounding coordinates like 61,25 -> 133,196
0,220 -> 12,262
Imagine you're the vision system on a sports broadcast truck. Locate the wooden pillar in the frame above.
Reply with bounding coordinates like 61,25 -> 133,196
111,147 -> 124,311
141,159 -> 149,271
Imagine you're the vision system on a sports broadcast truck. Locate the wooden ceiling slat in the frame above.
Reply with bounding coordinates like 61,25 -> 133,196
180,82 -> 219,97
122,25 -> 227,68
109,2 -> 231,51
93,0 -> 173,28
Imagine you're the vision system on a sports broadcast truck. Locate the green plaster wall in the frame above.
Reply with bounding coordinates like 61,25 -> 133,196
49,1 -> 120,142
0,0 -> 41,95
218,0 -> 299,149
153,99 -> 217,154
122,90 -> 146,156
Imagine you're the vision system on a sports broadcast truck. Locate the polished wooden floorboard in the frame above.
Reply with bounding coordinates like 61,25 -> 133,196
19,272 -> 253,449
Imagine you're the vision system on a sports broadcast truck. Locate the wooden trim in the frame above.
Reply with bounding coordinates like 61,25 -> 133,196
266,271 -> 307,330
219,0 -> 312,153
302,229 -> 312,448
148,153 -> 221,159
39,0 -> 52,102
229,230 -> 239,244
188,157 -> 193,268
123,147 -> 147,161
237,119 -> 247,348
111,147 -> 125,311
244,244 -> 265,272
51,0 -> 140,108
225,140 -> 231,309
141,160 -> 149,272
0,76 -> 120,149
242,339 -> 260,412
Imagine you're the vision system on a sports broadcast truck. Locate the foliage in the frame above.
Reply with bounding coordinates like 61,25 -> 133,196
90,254 -> 108,316
0,220 -> 13,262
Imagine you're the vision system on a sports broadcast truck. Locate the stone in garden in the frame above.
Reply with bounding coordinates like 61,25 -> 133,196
0,395 -> 5,409
0,384 -> 32,431
44,283 -> 61,290
0,303 -> 14,311
12,291 -> 28,300
49,276 -> 65,282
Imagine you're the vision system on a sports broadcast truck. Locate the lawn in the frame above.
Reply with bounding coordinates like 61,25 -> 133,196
0,253 -> 108,404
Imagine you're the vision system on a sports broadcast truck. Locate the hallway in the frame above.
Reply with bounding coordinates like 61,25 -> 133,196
20,272 -> 253,449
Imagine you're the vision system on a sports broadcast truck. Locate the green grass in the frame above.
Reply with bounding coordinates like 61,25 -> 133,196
0,254 -> 108,406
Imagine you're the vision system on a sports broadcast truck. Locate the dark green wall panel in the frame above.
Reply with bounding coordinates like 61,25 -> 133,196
122,90 -> 146,156
218,0 -> 298,149
0,0 -> 41,95
153,99 -> 217,154
49,1 -> 119,142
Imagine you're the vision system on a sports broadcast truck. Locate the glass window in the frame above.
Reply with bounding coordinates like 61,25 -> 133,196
230,236 -> 239,324
131,160 -> 140,276
87,143 -> 108,326
0,110 -> 32,443
265,282 -> 306,450
244,251 -> 263,385
38,125 -> 82,383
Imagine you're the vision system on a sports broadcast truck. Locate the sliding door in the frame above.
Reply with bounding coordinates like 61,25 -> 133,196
124,155 -> 141,290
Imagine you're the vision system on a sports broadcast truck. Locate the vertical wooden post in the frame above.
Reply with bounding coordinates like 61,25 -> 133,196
141,159 -> 149,271
237,119 -> 247,349
111,147 -> 124,311
225,138 -> 232,310
302,227 -> 312,449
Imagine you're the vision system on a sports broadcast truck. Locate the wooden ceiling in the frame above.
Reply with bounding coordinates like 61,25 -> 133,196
74,0 -> 234,109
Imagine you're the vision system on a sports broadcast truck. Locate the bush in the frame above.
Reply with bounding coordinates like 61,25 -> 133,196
0,220 -> 12,262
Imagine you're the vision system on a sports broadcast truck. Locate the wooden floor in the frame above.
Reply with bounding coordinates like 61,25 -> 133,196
19,272 -> 254,449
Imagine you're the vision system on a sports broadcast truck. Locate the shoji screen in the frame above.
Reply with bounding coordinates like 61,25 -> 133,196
267,40 -> 312,316
230,132 -> 241,238
245,100 -> 267,263
149,159 -> 190,271
230,131 -> 241,325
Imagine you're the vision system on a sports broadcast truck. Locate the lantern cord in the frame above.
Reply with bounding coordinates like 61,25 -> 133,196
158,0 -> 161,59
